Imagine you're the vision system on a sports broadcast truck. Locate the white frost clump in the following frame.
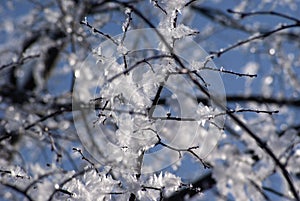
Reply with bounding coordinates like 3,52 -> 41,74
212,144 -> 266,201
196,102 -> 219,128
172,24 -> 199,39
63,170 -> 122,201
161,0 -> 186,13
137,172 -> 182,199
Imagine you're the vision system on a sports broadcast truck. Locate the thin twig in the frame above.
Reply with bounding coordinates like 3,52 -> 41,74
151,0 -> 167,15
24,108 -> 69,130
0,54 -> 40,71
24,170 -> 63,193
170,67 -> 257,78
227,9 -> 300,23
155,134 -> 211,168
80,17 -> 118,45
121,7 -> 132,44
202,66 -> 257,78
107,54 -> 173,83
47,131 -> 62,162
210,23 -> 300,57
72,147 -> 98,173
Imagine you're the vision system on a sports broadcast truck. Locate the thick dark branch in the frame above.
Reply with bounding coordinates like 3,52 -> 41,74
149,74 -> 169,118
226,95 -> 300,107
226,110 -> 300,200
249,179 -> 271,201
156,95 -> 300,107
0,181 -> 34,201
185,0 -> 198,7
263,186 -> 296,201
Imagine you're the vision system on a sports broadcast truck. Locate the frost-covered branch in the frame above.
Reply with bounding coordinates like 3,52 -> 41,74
164,173 -> 215,200
1,1 -> 300,201
227,9 -> 300,23
187,58 -> 300,200
225,110 -> 300,200
72,148 -> 99,173
0,181 -> 34,201
170,67 -> 257,78
202,66 -> 257,78
210,22 -> 300,57
80,17 -> 118,45
151,0 -> 167,15
48,131 -> 62,162
107,54 -> 173,82
226,108 -> 279,115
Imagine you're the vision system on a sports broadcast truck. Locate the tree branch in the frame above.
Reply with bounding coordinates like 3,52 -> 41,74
227,9 -> 300,23
163,173 -> 215,201
210,23 -> 300,57
0,54 -> 40,71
